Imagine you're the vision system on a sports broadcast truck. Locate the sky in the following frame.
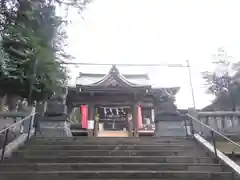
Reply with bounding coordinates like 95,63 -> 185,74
64,0 -> 240,109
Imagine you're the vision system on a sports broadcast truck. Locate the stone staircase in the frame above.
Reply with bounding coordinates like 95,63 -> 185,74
0,137 -> 238,180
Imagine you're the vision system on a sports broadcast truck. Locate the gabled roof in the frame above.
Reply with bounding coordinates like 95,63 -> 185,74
76,65 -> 150,88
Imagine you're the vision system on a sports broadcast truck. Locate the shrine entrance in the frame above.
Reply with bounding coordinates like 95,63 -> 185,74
67,65 -> 180,137
96,106 -> 130,137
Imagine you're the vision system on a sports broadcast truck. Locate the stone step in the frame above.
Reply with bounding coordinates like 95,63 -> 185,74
31,137 -> 193,143
13,149 -> 208,156
29,140 -> 196,146
22,144 -> 196,151
0,163 -> 224,172
2,137 -> 234,180
31,138 -> 193,143
33,136 -> 190,140
5,156 -> 215,163
0,171 -> 234,180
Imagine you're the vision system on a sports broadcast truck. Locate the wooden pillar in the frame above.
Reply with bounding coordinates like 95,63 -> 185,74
132,103 -> 139,137
88,104 -> 95,137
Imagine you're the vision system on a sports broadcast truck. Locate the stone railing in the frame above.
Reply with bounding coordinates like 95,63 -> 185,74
188,109 -> 240,138
0,109 -> 36,141
0,109 -> 36,160
0,112 -> 32,133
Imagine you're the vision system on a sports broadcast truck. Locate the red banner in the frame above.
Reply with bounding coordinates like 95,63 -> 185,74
138,105 -> 143,129
81,105 -> 88,129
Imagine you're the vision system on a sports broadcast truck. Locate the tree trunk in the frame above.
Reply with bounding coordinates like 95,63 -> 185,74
0,95 -> 6,112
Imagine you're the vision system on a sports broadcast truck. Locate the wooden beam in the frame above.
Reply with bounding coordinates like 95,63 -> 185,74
72,102 -> 154,107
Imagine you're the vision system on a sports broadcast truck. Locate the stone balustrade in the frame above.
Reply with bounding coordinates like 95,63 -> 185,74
0,108 -> 36,150
188,109 -> 240,138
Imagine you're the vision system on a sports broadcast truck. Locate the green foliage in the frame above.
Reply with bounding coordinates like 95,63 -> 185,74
0,0 -> 91,103
0,41 -> 9,83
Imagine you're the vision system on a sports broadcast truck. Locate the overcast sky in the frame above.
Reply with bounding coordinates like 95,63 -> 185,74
64,0 -> 240,109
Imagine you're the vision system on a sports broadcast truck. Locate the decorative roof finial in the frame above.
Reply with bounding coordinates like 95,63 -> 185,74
109,64 -> 119,74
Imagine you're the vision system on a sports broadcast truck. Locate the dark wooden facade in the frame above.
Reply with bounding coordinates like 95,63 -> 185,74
67,65 -> 179,137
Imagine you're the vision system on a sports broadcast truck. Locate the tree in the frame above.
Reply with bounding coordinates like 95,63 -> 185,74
0,0 -> 91,108
0,1 -> 60,104
0,40 -> 9,111
202,48 -> 240,111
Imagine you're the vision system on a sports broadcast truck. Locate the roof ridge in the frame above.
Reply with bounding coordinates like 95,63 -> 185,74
79,72 -> 149,79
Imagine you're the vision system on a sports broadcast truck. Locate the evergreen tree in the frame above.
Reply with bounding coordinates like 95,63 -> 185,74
0,0 -> 91,107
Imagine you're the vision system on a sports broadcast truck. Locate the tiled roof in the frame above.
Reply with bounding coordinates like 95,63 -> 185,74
74,65 -> 180,95
76,65 -> 150,87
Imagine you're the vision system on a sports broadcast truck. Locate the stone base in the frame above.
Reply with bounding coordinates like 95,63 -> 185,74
45,103 -> 67,116
155,120 -> 186,137
38,121 -> 72,137
154,112 -> 186,137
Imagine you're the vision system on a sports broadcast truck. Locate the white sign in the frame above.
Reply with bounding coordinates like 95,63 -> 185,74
88,120 -> 94,130
101,107 -> 127,116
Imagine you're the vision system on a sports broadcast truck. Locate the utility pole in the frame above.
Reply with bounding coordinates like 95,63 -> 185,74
187,60 -> 196,108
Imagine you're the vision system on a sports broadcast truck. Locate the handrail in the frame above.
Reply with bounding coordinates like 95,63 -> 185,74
0,112 -> 37,163
186,113 -> 240,159
187,113 -> 240,149
198,111 -> 240,116
0,113 -> 36,134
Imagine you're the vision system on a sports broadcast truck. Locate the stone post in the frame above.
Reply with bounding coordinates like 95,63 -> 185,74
23,106 -> 36,133
127,113 -> 133,137
94,113 -> 99,137
187,108 -> 207,136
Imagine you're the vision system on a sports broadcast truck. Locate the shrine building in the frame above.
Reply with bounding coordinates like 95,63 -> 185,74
67,65 -> 180,137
